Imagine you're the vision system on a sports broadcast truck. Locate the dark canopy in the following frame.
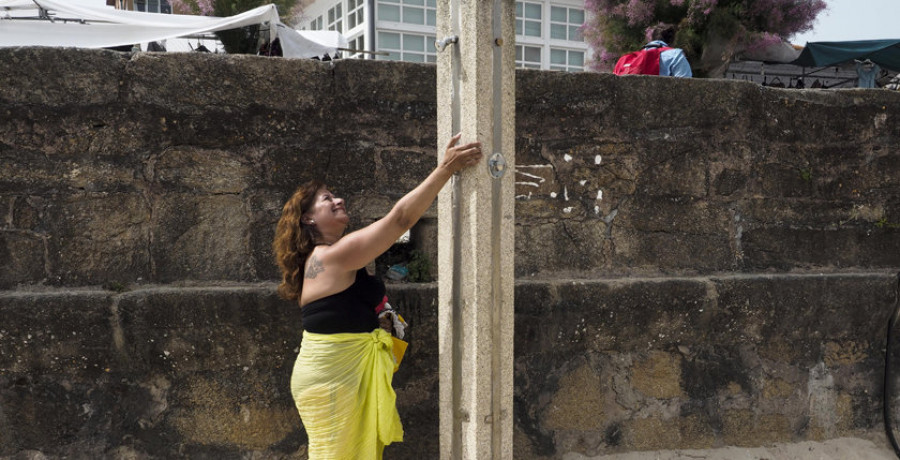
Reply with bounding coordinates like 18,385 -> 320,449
792,39 -> 900,72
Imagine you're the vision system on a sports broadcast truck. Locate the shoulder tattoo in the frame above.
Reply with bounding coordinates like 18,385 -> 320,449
305,255 -> 325,279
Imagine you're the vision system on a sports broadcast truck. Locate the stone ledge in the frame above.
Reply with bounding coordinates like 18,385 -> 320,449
564,436 -> 897,460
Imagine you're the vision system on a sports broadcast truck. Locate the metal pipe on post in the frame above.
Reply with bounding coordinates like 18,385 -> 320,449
436,0 -> 514,457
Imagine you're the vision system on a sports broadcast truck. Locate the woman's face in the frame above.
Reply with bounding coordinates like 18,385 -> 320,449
305,187 -> 349,230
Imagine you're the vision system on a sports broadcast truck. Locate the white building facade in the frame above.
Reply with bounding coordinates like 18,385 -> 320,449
297,0 -> 591,71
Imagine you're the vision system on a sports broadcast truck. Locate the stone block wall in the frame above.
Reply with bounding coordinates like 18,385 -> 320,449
0,285 -> 440,459
513,274 -> 897,457
513,71 -> 900,277
0,48 -> 439,287
1,48 -> 900,459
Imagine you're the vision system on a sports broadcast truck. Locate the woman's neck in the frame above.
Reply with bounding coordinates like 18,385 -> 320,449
314,234 -> 341,246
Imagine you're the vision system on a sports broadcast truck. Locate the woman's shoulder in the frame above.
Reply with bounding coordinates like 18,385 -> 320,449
299,258 -> 359,307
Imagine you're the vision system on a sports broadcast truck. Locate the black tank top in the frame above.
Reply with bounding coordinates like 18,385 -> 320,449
301,268 -> 384,334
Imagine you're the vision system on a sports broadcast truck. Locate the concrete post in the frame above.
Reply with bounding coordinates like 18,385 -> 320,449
436,0 -> 514,457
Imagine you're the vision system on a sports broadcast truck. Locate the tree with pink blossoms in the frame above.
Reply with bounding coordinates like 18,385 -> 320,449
583,0 -> 826,77
169,0 -> 299,22
168,0 -> 215,16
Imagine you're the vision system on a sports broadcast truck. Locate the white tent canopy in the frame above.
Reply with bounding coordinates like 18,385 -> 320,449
0,0 -> 347,58
738,40 -> 803,64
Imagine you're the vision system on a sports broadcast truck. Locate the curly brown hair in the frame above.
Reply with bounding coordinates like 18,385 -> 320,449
273,180 -> 324,301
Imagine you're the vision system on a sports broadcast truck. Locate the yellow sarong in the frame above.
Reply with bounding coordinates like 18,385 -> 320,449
290,328 -> 404,459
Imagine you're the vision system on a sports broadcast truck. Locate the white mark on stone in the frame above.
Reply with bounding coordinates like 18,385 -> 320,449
563,207 -> 573,213
516,170 -> 546,182
516,181 -> 540,188
594,205 -> 600,215
564,154 -> 573,162
596,190 -> 603,201
579,180 -> 587,186
550,192 -> 557,198
595,155 -> 602,165
564,187 -> 569,201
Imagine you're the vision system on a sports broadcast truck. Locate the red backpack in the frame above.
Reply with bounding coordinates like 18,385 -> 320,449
613,45 -> 672,75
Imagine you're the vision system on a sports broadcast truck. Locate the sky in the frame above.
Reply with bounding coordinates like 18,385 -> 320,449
789,0 -> 900,44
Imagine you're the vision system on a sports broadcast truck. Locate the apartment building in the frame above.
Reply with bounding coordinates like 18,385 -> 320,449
107,0 -> 172,13
297,0 -> 591,71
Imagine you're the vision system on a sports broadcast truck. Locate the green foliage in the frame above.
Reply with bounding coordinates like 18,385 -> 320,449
407,250 -> 433,283
215,25 -> 263,54
103,281 -> 130,292
704,5 -> 741,39
875,217 -> 900,230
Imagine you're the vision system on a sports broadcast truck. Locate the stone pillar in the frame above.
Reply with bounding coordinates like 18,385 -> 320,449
436,0 -> 514,457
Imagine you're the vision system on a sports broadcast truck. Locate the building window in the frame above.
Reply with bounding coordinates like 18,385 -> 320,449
378,0 -> 436,26
377,31 -> 436,63
348,35 -> 366,58
308,15 -> 324,31
348,0 -> 365,30
515,1 -> 541,38
135,0 -> 171,13
378,0 -> 400,22
549,48 -> 584,71
550,5 -> 583,41
515,45 -> 541,69
328,4 -> 343,32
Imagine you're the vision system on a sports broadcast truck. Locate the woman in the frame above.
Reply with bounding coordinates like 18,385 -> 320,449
273,133 -> 482,459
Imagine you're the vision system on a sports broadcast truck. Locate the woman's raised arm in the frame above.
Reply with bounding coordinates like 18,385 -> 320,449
322,133 -> 481,271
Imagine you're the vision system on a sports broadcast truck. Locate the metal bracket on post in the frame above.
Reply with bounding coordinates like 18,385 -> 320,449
488,152 -> 506,179
435,35 -> 459,52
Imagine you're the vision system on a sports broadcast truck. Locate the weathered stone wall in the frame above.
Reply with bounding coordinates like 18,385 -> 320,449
1,48 -> 900,459
0,48 -> 439,287
514,71 -> 900,277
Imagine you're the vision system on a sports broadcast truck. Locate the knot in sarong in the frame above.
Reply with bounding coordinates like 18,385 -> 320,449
371,327 -> 393,348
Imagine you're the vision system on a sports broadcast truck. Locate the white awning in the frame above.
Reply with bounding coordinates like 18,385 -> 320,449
0,0 -> 347,58
738,40 -> 803,64
277,25 -> 347,59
